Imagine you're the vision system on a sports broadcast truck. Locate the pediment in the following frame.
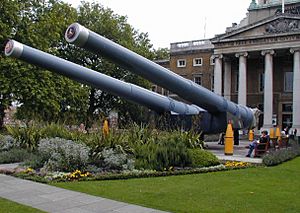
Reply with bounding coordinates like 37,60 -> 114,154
214,15 -> 300,41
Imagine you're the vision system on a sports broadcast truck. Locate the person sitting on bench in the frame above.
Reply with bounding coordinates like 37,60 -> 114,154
246,130 -> 269,157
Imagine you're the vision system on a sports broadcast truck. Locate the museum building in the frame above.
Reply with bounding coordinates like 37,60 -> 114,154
156,0 -> 300,134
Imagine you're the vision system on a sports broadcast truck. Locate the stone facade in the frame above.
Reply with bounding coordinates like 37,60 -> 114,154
155,0 -> 300,135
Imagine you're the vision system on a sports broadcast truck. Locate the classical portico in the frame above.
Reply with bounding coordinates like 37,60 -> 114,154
211,12 -> 300,135
290,48 -> 300,133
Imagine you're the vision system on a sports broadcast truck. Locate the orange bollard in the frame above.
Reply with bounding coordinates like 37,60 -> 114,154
224,123 -> 234,155
275,126 -> 281,140
248,129 -> 254,141
269,127 -> 275,139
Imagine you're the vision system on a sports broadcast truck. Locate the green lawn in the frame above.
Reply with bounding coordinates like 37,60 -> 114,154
0,198 -> 44,213
53,158 -> 300,213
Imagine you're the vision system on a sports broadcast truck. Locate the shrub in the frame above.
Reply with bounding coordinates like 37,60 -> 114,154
0,135 -> 19,151
188,149 -> 220,168
37,137 -> 90,172
40,123 -> 74,140
5,124 -> 42,151
94,147 -> 134,171
23,153 -> 45,169
0,148 -> 33,164
134,136 -> 192,171
262,139 -> 300,166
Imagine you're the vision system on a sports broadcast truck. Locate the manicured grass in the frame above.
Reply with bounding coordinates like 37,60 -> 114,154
0,198 -> 44,213
53,158 -> 300,213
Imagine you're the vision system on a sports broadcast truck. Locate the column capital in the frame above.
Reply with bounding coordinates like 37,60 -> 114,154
212,54 -> 223,59
261,49 -> 275,56
235,52 -> 248,58
290,48 -> 300,54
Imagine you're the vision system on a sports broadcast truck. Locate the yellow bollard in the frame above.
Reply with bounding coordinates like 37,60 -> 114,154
224,123 -> 234,155
248,129 -> 254,141
275,126 -> 281,140
269,127 -> 275,139
102,119 -> 109,138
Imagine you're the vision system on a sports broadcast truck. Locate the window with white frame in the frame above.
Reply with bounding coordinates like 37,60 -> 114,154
259,73 -> 264,92
193,74 -> 202,85
177,59 -> 186,67
193,58 -> 203,66
284,72 -> 293,92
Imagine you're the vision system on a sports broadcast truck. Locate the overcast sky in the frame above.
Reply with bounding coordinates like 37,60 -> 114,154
64,0 -> 252,49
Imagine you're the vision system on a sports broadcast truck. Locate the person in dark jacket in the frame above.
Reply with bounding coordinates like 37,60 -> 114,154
246,130 -> 269,157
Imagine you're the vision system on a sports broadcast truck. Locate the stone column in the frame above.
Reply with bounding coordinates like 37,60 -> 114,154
235,52 -> 248,106
261,50 -> 275,130
213,54 -> 223,96
224,58 -> 232,100
290,48 -> 300,136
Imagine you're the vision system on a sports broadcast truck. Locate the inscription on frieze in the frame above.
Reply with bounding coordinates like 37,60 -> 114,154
214,35 -> 300,48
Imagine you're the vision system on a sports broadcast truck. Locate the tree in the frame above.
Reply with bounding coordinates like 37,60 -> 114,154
0,0 -> 22,128
0,0 -> 89,127
64,2 -> 154,127
153,47 -> 170,60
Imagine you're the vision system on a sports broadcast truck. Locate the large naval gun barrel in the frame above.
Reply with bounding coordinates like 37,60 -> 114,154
65,23 -> 257,130
4,39 -> 228,133
4,40 -> 202,116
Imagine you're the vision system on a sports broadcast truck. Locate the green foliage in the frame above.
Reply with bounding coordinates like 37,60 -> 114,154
0,135 -> 19,151
37,137 -> 90,172
0,148 -> 33,164
153,47 -> 170,60
69,2 -> 154,126
1,0 -> 156,127
40,123 -> 74,139
262,140 -> 300,166
97,147 -> 134,171
188,149 -> 220,168
5,125 -> 42,151
133,133 -> 192,171
0,0 -> 88,127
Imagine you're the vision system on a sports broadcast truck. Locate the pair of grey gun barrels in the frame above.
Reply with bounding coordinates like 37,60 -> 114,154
4,23 -> 258,133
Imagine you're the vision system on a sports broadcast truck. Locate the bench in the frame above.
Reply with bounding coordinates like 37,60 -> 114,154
278,137 -> 289,149
254,141 -> 270,157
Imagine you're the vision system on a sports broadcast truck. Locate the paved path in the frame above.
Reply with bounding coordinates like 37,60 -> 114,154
206,140 -> 263,164
0,139 -> 261,213
0,171 -> 166,213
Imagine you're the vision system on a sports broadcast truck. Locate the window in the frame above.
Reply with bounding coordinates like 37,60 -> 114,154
193,58 -> 203,66
259,73 -> 264,92
282,114 -> 293,128
193,74 -> 202,85
177,59 -> 186,67
284,72 -> 293,92
282,103 -> 293,112
210,57 -> 215,65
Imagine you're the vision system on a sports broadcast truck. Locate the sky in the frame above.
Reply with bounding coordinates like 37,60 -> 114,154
64,0 -> 252,49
